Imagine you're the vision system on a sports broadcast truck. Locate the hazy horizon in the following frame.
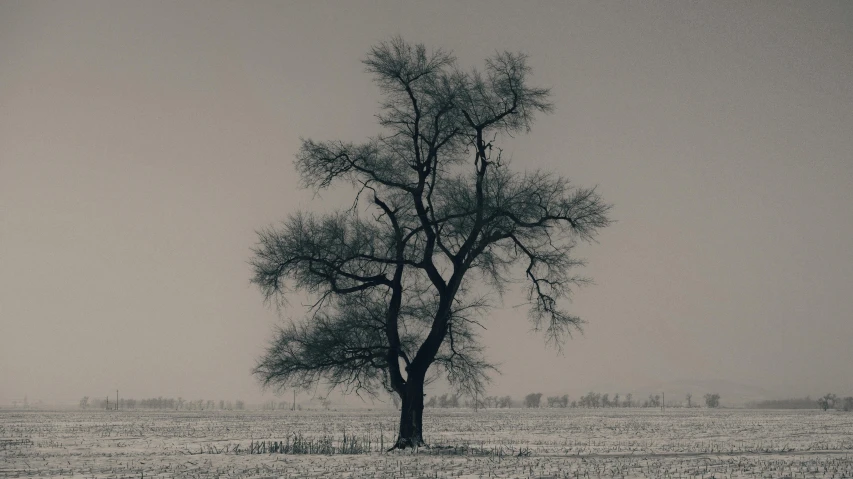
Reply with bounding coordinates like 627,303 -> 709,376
2,1 -> 852,406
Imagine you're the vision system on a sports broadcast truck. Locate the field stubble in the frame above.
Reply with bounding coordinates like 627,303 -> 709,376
2,408 -> 853,478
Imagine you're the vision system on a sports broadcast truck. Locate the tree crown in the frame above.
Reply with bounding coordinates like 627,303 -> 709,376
251,36 -> 612,399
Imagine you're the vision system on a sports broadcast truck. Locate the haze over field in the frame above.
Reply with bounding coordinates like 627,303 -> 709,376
2,1 -> 852,406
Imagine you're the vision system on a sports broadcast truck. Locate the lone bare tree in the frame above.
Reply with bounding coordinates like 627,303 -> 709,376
250,37 -> 611,449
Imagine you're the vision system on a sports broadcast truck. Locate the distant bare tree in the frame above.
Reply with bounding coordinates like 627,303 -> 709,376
704,393 -> 720,408
685,393 -> 692,408
613,393 -> 620,408
842,397 -> 853,412
818,393 -> 837,411
250,36 -> 611,449
560,394 -> 570,408
524,393 -> 543,408
79,396 -> 89,410
624,393 -> 633,408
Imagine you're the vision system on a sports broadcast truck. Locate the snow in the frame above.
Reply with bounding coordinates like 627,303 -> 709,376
2,408 -> 853,477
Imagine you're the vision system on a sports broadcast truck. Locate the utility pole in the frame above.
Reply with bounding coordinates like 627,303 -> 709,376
662,392 -> 665,412
116,390 -> 119,411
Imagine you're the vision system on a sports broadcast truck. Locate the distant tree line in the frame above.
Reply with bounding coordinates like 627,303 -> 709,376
521,392 -> 721,408
424,394 -> 514,408
479,396 -> 514,408
79,396 -> 245,410
747,394 -> 853,411
425,391 -> 853,411
749,397 -> 818,409
423,391 -> 725,409
259,400 -> 296,411
425,393 -> 458,408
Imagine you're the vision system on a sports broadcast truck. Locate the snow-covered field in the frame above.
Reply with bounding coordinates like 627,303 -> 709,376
2,408 -> 853,478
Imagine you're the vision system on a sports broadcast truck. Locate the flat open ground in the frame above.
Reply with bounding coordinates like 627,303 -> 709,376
2,408 -> 853,478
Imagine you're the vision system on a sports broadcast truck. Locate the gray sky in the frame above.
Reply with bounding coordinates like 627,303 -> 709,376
2,1 -> 852,405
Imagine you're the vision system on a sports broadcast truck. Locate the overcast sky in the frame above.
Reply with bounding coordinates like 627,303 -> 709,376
2,1 -> 851,406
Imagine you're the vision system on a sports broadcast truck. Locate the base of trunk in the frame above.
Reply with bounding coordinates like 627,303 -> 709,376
388,434 -> 427,451
391,373 -> 426,451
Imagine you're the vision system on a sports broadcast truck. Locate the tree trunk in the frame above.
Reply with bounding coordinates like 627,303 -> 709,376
391,370 -> 426,450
